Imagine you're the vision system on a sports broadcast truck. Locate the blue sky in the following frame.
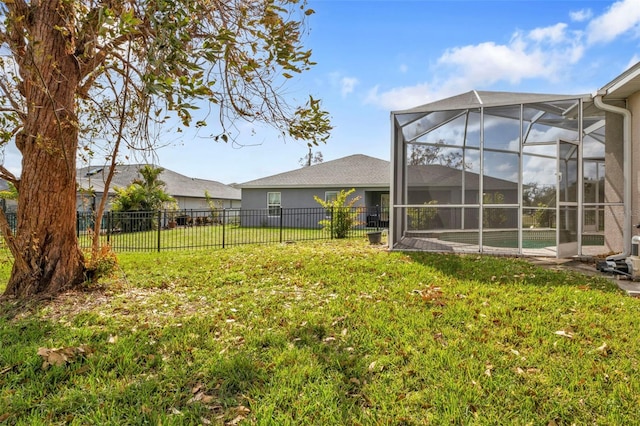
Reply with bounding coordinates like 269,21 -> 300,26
8,0 -> 640,185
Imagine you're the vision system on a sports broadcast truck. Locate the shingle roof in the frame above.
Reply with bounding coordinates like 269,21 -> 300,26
408,164 -> 517,190
240,154 -> 390,188
239,154 -> 517,190
77,164 -> 240,200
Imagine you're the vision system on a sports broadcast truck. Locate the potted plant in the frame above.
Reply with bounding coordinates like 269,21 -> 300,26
367,231 -> 382,244
166,202 -> 179,229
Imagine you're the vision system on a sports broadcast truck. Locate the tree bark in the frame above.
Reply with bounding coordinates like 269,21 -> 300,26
2,1 -> 85,298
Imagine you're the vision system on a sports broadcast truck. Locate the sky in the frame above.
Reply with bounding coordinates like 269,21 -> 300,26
5,0 -> 640,185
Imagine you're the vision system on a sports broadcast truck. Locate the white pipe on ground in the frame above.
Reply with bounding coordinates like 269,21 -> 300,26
593,93 -> 632,260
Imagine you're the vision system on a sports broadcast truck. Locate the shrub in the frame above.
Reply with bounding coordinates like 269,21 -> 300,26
84,244 -> 119,284
407,200 -> 439,230
314,188 -> 362,238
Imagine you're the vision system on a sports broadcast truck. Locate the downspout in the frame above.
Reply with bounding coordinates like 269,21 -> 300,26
593,92 -> 632,259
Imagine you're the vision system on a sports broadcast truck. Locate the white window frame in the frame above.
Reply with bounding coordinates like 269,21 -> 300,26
267,192 -> 281,216
323,191 -> 339,217
325,191 -> 339,204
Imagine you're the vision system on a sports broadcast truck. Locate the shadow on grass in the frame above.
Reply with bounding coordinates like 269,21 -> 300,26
0,316 -> 54,347
206,352 -> 269,405
404,251 -> 620,293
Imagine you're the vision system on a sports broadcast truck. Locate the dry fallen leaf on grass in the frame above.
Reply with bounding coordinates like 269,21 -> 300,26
484,364 -> 494,377
188,391 -> 215,404
554,330 -> 574,339
37,345 -> 93,369
227,405 -> 251,425
596,342 -> 609,356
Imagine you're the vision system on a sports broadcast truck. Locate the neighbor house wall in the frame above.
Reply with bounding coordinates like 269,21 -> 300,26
241,187 -> 375,210
240,187 -> 383,228
173,196 -> 240,210
76,193 -> 110,213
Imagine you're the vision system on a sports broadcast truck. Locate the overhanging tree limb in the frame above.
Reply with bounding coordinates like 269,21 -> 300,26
0,0 -> 332,299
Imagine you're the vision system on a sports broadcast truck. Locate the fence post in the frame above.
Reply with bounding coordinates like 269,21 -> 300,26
106,211 -> 111,244
222,209 -> 226,248
157,210 -> 162,252
279,207 -> 283,243
330,206 -> 334,240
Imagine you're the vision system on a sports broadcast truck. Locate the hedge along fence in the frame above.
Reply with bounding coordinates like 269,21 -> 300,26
67,207 -> 389,252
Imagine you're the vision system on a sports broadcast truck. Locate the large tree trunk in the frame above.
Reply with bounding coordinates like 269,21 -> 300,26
2,1 -> 85,298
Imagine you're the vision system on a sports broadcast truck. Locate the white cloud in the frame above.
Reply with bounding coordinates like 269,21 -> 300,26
529,23 -> 569,44
570,9 -> 593,22
340,76 -> 358,97
439,24 -> 584,83
364,0 -> 638,112
626,54 -> 640,69
328,72 -> 359,98
365,19 -> 589,111
586,0 -> 640,44
365,83 -> 436,111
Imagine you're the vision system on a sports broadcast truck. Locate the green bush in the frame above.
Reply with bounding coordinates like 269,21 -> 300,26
407,200 -> 439,230
314,188 -> 362,238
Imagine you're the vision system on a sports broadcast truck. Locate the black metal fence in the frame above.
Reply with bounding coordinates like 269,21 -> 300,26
67,207 -> 388,252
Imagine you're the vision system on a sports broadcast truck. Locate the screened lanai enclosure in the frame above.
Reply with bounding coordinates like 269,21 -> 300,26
390,91 -> 615,257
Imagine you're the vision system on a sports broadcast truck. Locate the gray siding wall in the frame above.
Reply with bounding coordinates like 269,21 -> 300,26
240,187 -> 385,228
241,187 -> 374,209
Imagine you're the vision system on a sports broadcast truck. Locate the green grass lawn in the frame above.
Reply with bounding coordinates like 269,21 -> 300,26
75,224 -> 377,252
76,225 -> 334,251
1,240 -> 639,424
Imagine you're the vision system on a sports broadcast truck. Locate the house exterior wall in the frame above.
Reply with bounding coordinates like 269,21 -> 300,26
604,105 -> 625,253
77,193 -> 108,213
240,187 -> 385,228
173,196 -> 240,210
1,198 -> 17,212
241,187 -> 374,210
630,91 -> 640,246
602,93 -> 640,255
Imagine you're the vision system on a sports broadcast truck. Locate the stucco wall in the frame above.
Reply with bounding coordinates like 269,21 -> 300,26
604,105 -> 625,253
630,91 -> 640,243
604,93 -> 640,254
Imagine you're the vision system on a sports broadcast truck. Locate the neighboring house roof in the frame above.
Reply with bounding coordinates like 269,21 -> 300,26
240,154 -> 390,189
239,153 -> 516,191
394,90 -> 591,114
408,164 -> 517,190
77,164 -> 241,200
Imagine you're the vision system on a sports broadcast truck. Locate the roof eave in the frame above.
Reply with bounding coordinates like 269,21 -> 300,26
598,61 -> 640,100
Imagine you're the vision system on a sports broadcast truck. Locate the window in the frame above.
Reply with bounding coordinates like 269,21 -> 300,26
323,191 -> 338,217
267,192 -> 281,216
325,191 -> 338,203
